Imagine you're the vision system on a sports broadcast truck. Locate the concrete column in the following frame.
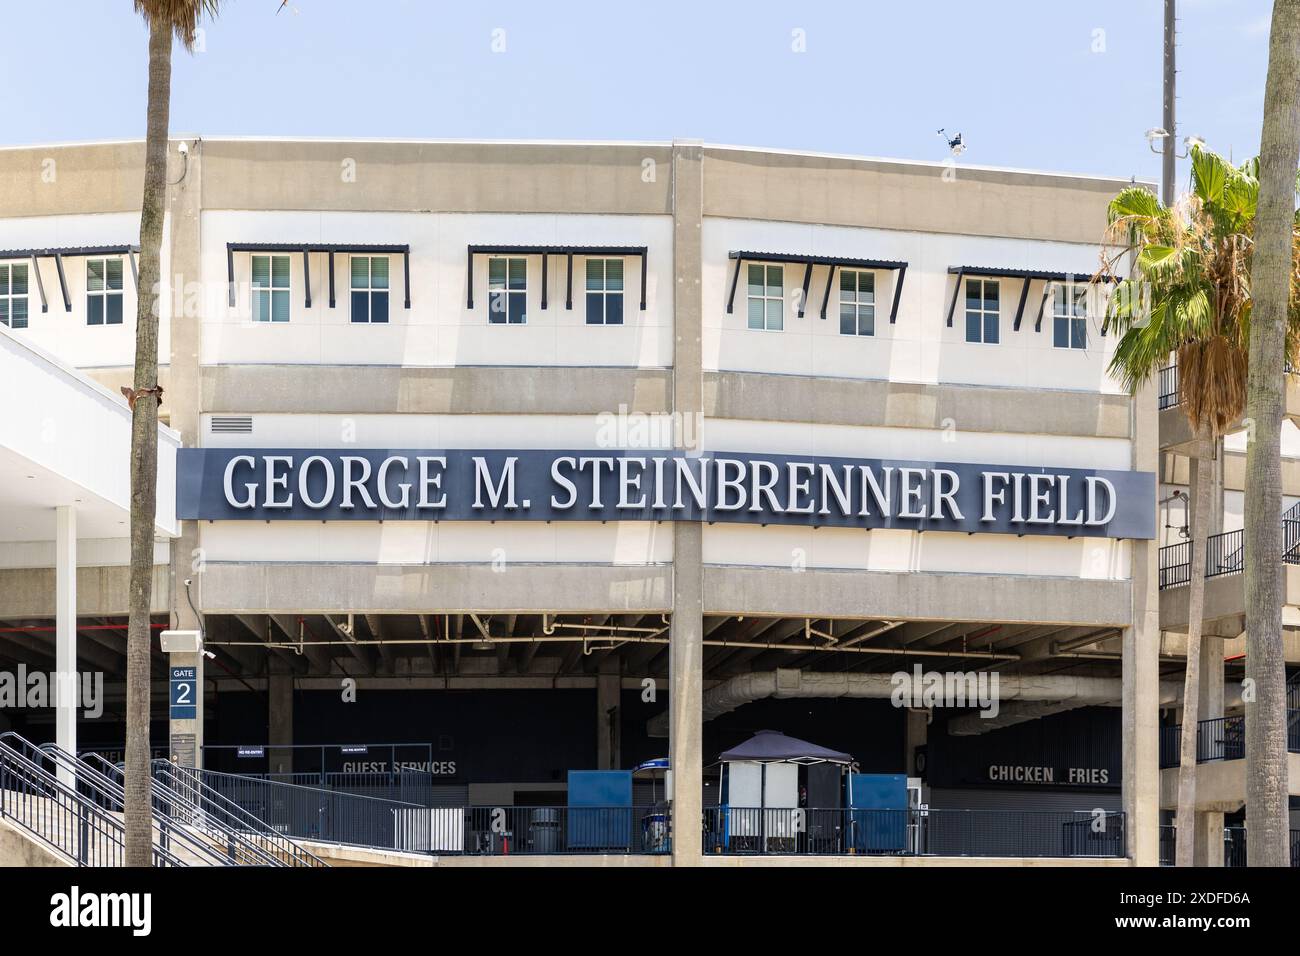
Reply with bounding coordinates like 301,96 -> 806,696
1122,377 -> 1161,865
903,709 -> 928,778
1193,634 -> 1225,866
669,140 -> 705,866
596,664 -> 621,770
166,138 -> 205,767
54,505 -> 76,788
268,671 -> 294,776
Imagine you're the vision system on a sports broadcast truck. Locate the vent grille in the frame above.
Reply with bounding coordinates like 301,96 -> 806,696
210,415 -> 253,434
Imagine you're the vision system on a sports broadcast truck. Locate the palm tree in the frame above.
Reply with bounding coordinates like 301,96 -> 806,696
1102,145 -> 1294,866
124,0 -> 219,867
1243,0 -> 1300,868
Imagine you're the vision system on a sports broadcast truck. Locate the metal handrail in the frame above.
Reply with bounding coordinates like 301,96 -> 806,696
147,760 -> 326,867
80,753 -> 293,868
1158,518 -> 1300,590
192,766 -> 423,850
1,734 -> 238,867
0,738 -> 184,866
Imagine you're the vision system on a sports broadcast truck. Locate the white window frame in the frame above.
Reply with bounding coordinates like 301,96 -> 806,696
0,261 -> 30,330
964,278 -> 1000,345
250,253 -> 291,323
350,255 -> 391,324
585,257 -> 625,325
86,257 -> 125,327
487,256 -> 528,325
746,264 -> 785,332
1052,283 -> 1088,350
838,269 -> 876,337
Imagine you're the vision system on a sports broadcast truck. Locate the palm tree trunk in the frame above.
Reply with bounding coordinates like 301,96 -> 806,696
1244,0 -> 1300,869
1175,451 -> 1211,866
124,17 -> 172,868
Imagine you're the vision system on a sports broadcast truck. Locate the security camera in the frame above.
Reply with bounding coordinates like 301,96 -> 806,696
203,650 -> 216,660
183,578 -> 192,587
177,141 -> 189,155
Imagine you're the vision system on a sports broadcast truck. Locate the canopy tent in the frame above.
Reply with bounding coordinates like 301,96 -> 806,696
715,729 -> 855,767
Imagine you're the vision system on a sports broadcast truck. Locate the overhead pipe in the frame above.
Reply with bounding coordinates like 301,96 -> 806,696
645,668 -> 1190,738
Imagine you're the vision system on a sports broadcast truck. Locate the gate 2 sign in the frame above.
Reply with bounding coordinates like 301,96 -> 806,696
169,666 -> 197,721
176,448 -> 1156,540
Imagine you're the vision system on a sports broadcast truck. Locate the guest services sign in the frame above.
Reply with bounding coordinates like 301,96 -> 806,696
176,449 -> 1155,539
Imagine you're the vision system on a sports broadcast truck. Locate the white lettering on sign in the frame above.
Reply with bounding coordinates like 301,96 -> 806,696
197,450 -> 1143,538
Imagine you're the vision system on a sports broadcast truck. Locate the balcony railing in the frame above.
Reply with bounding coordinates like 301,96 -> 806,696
1159,710 -> 1300,768
1159,361 -> 1295,411
1158,520 -> 1300,590
1160,825 -> 1300,867
701,807 -> 1126,859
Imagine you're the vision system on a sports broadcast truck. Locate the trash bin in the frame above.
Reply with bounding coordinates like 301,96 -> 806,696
530,808 -> 561,853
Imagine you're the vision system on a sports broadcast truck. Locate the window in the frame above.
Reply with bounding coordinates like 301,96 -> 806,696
1052,284 -> 1088,350
350,256 -> 390,324
839,269 -> 875,336
251,254 -> 290,323
488,257 -> 527,324
964,278 -> 999,344
747,264 -> 783,331
0,262 -> 29,330
585,258 -> 624,325
86,258 -> 124,326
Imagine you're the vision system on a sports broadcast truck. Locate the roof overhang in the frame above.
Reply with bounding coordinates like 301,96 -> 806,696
0,245 -> 140,314
225,242 -> 411,310
0,326 -> 179,542
466,245 -> 648,311
944,265 -> 1119,332
726,251 -> 909,322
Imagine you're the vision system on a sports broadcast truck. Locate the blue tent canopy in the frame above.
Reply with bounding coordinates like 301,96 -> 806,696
716,729 -> 854,766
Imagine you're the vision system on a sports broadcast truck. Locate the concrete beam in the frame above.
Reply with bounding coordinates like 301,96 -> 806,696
200,563 -> 671,614
703,567 -> 1132,626
201,365 -> 671,416
0,565 -> 170,619
702,146 -> 1131,244
706,371 -> 1132,439
201,139 -> 674,214
1159,565 -> 1300,631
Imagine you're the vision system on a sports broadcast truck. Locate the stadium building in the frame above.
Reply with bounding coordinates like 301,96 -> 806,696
0,137 -> 1296,866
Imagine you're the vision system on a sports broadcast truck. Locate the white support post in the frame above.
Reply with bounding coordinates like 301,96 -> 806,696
55,505 -> 76,787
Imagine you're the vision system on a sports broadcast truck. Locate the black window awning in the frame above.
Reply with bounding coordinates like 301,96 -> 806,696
0,245 -> 139,314
725,251 -> 909,323
466,245 -> 648,311
945,266 -> 1118,333
225,243 -> 411,310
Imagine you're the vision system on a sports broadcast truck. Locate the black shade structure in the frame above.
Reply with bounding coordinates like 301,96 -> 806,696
225,243 -> 412,310
726,251 -> 908,323
944,265 -> 1119,333
465,245 -> 648,312
716,729 -> 855,766
0,245 -> 139,313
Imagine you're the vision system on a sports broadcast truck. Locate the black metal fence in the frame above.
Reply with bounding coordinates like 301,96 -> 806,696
1159,709 -> 1300,768
700,807 -> 1126,858
1158,364 -> 1180,410
1159,541 -> 1191,590
1160,521 -> 1300,591
1159,825 -> 1300,867
196,768 -> 421,848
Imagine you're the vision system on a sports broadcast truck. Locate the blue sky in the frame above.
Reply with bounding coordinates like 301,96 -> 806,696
9,0 -> 1276,183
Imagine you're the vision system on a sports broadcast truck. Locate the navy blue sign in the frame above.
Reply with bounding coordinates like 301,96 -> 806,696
169,666 -> 197,720
176,448 -> 1156,539
237,746 -> 265,759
